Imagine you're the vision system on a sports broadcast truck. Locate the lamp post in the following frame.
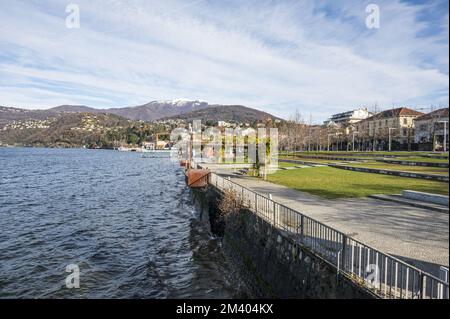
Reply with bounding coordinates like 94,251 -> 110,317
327,134 -> 334,152
352,132 -> 359,152
388,128 -> 396,152
438,121 -> 448,152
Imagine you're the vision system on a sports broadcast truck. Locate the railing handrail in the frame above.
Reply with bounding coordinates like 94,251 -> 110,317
207,171 -> 449,298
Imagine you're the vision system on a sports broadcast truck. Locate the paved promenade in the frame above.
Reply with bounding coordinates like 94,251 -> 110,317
211,168 -> 449,278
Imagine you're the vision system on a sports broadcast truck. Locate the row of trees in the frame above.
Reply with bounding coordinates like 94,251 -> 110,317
278,111 -> 339,152
278,111 -> 416,152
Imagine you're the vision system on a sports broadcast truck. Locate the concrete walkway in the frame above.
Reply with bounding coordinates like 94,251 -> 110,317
214,169 -> 449,278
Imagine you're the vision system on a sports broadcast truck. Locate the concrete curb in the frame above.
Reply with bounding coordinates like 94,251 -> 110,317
402,190 -> 449,206
369,194 -> 449,213
330,164 -> 449,182
376,159 -> 448,168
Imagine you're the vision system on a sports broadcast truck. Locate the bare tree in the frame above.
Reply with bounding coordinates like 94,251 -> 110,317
369,102 -> 380,115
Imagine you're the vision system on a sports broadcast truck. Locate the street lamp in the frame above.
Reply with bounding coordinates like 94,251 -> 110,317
327,134 -> 334,152
388,128 -> 396,152
352,132 -> 359,152
438,121 -> 448,152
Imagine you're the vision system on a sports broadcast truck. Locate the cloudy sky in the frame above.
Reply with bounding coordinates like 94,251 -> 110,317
0,0 -> 448,121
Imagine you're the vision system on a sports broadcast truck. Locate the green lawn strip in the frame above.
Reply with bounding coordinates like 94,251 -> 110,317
266,166 -> 449,199
278,162 -> 300,168
373,151 -> 444,156
293,154 -> 373,160
282,151 -> 447,157
279,156 -> 361,164
346,162 -> 449,175
300,156 -> 375,161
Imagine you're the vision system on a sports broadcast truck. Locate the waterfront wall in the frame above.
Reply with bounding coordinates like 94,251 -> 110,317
191,187 -> 376,299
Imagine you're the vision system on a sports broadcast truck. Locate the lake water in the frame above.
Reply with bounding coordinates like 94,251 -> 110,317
0,148 -> 245,298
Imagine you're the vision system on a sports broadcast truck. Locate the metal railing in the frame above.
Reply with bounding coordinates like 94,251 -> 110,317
208,172 -> 449,299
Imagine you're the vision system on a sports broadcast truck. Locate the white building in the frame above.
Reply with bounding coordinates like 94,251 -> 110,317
325,108 -> 372,126
414,108 -> 449,150
217,121 -> 231,127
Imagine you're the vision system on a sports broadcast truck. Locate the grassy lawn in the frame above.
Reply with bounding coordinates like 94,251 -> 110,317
346,162 -> 449,175
279,156 -> 368,164
280,151 -> 448,157
281,153 -> 447,165
372,151 -> 448,156
267,166 -> 449,199
280,156 -> 448,169
282,153 -> 389,162
296,155 -> 372,160
278,161 -> 300,168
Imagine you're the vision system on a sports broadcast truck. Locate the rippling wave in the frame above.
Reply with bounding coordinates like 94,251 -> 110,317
0,148 -> 245,299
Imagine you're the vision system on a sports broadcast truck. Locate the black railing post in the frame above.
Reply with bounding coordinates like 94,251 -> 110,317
341,235 -> 347,272
419,273 -> 425,299
300,215 -> 304,244
273,202 -> 276,226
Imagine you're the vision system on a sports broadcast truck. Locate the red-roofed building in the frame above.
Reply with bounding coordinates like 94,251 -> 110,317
414,108 -> 449,151
354,107 -> 424,150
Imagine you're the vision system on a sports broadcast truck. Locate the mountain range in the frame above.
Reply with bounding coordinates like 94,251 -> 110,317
0,100 -> 281,147
162,104 -> 278,123
0,100 -> 279,127
50,100 -> 212,122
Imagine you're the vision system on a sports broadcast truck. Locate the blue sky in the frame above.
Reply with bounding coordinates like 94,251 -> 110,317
0,0 -> 448,121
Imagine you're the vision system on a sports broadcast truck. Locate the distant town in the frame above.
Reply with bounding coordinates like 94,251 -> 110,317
296,106 -> 449,152
0,103 -> 448,152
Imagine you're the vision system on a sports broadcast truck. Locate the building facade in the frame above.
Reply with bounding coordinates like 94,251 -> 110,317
354,107 -> 424,150
325,108 -> 372,127
414,108 -> 449,151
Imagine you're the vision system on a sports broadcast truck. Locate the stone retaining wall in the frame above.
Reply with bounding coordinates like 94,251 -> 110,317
191,187 -> 377,299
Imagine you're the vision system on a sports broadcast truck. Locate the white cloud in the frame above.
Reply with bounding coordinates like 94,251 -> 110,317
0,0 -> 448,121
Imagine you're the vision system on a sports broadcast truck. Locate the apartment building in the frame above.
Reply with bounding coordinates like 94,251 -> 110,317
355,107 -> 424,148
414,108 -> 449,151
325,108 -> 372,127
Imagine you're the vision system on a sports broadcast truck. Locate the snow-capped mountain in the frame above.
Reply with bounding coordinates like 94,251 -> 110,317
50,100 -> 211,121
153,99 -> 208,108
1,99 -> 280,124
